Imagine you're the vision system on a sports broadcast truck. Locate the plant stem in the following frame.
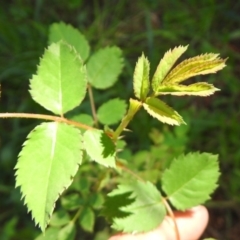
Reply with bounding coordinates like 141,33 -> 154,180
112,98 -> 142,141
87,84 -> 99,127
116,159 -> 144,182
72,207 -> 82,223
0,113 -> 94,131
162,198 -> 180,240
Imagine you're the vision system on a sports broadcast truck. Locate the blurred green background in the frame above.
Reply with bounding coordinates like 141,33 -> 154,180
0,0 -> 240,239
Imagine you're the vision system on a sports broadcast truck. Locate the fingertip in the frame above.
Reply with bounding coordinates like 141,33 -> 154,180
108,206 -> 209,240
161,205 -> 209,240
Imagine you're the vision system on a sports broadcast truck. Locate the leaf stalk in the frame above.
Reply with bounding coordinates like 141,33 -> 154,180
0,113 -> 94,131
87,84 -> 99,127
112,98 -> 142,141
162,198 -> 180,240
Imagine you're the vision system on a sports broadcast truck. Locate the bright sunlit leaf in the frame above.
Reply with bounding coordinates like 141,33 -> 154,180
15,122 -> 83,231
97,98 -> 127,125
162,152 -> 220,210
30,41 -> 87,115
133,53 -> 150,100
87,46 -> 123,89
156,82 -> 220,96
83,129 -> 116,168
163,53 -> 227,84
108,181 -> 166,233
49,22 -> 90,61
152,45 -> 188,92
143,97 -> 185,126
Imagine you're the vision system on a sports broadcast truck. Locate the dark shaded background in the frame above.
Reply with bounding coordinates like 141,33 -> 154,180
0,0 -> 240,239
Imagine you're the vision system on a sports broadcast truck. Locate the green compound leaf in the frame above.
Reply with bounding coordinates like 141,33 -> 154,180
133,53 -> 150,100
35,223 -> 76,240
79,207 -> 95,232
89,192 -> 105,209
97,98 -> 127,125
61,193 -> 84,211
35,227 -> 59,240
30,41 -> 87,115
87,46 -> 123,89
50,210 -> 71,227
162,152 -> 220,210
156,82 -> 220,96
152,45 -> 188,92
58,222 -> 76,240
143,97 -> 185,126
15,122 -> 83,231
83,129 -> 116,168
109,181 -> 166,233
163,53 -> 227,84
102,192 -> 134,221
49,22 -> 90,61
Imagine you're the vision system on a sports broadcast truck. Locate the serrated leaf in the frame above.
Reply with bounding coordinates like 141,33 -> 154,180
58,222 -> 76,240
87,46 -> 123,89
30,41 -> 87,115
83,129 -> 116,168
97,98 -> 127,125
79,207 -> 95,232
50,210 -> 71,227
109,181 -> 166,233
156,82 -> 220,96
162,152 -> 220,210
143,97 -> 185,126
163,53 -> 227,84
133,53 -> 150,100
102,192 -> 134,221
15,122 -> 83,231
152,45 -> 188,92
49,22 -> 90,61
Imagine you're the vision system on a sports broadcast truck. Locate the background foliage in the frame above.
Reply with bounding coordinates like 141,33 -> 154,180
0,0 -> 240,239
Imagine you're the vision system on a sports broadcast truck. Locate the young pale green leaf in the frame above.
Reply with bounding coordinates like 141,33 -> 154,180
97,98 -> 127,125
162,152 -> 220,210
30,41 -> 87,115
152,45 -> 188,92
79,207 -> 95,232
163,53 -> 227,84
87,46 -> 123,89
108,181 -> 166,233
15,122 -> 83,231
156,82 -> 220,96
133,53 -> 150,100
143,97 -> 185,126
83,129 -> 116,168
49,22 -> 90,61
58,222 -> 76,240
